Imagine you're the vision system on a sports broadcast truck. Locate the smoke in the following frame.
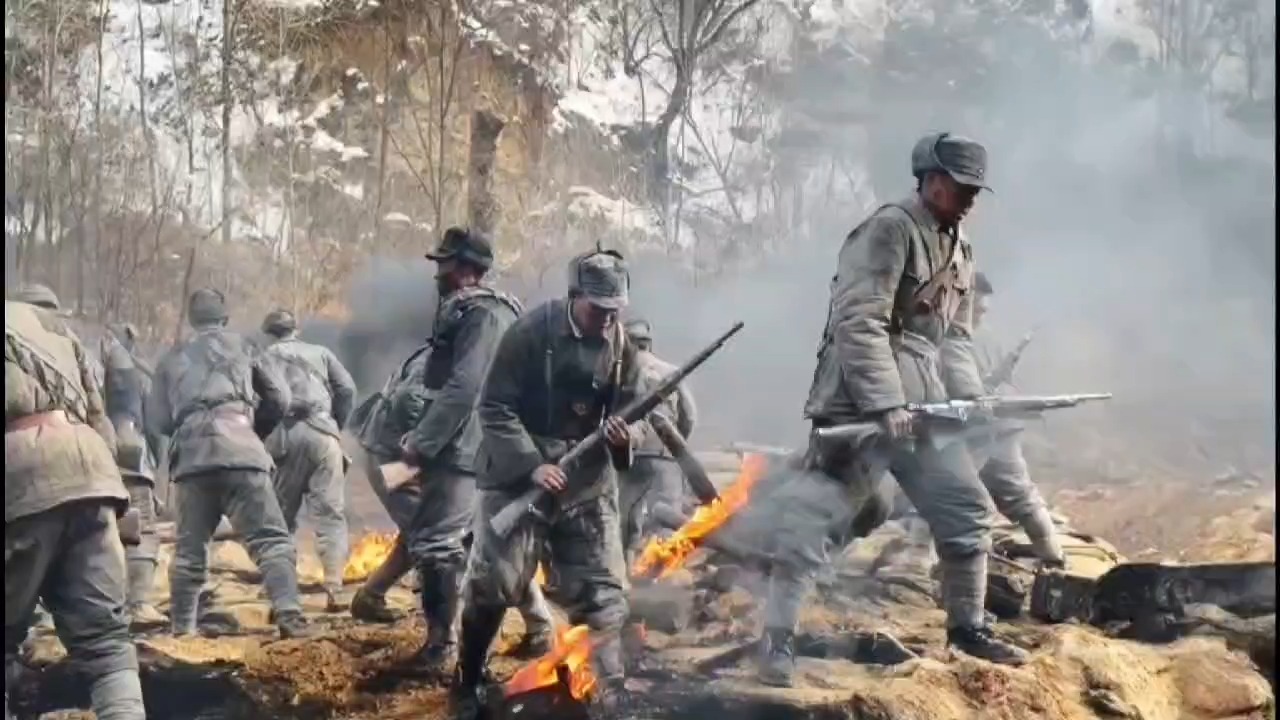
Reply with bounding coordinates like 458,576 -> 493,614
313,6 -> 1274,482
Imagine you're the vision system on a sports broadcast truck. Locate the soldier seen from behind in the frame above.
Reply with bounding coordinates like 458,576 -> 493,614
260,308 -> 358,611
146,288 -> 312,639
6,291 -> 147,719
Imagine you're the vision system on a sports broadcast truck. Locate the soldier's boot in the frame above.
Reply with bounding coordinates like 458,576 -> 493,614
621,620 -> 647,669
946,625 -> 1029,666
351,542 -> 411,624
324,585 -> 350,613
509,588 -> 555,659
411,563 -> 463,678
276,610 -> 315,640
756,628 -> 797,688
125,558 -> 163,625
451,606 -> 504,720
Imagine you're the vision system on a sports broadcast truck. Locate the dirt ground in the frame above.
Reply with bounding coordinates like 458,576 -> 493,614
17,446 -> 1276,720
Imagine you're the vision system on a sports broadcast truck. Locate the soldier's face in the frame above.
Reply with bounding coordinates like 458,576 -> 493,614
973,293 -> 991,327
434,259 -> 460,295
925,174 -> 981,225
572,298 -> 619,337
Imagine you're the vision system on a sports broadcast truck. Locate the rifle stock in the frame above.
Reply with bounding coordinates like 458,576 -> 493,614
649,412 -> 718,506
488,321 -> 745,538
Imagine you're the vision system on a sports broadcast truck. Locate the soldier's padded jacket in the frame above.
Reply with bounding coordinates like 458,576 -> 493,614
632,349 -> 697,457
477,298 -> 640,504
146,324 -> 291,480
5,301 -> 127,523
404,286 -> 523,473
805,194 -> 985,421
261,336 -> 357,439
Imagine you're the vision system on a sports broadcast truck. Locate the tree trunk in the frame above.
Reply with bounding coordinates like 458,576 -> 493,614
466,109 -> 506,237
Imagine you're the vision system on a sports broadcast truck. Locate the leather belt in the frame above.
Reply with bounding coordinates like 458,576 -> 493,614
6,410 -> 71,433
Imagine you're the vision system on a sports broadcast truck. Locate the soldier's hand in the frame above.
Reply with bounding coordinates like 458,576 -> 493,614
398,435 -> 421,465
603,415 -> 631,448
532,464 -> 568,493
879,407 -> 914,441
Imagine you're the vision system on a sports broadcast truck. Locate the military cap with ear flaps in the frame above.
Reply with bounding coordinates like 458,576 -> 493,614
911,132 -> 991,190
567,249 -> 629,310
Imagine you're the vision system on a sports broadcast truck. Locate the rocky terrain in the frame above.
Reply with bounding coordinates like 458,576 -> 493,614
12,450 -> 1275,720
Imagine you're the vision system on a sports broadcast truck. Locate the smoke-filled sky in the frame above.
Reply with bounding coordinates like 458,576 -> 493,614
310,11 -> 1275,481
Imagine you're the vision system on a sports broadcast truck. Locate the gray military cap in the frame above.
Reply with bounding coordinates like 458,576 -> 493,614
569,251 -> 629,310
911,132 -> 991,190
426,226 -> 495,270
624,319 -> 653,343
13,283 -> 62,311
187,287 -> 229,325
261,308 -> 297,336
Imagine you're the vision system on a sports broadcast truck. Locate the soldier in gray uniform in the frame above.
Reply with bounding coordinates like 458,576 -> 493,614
399,228 -> 557,673
260,308 -> 358,609
11,286 -> 167,627
619,318 -> 697,557
6,296 -> 146,720
758,133 -> 1027,686
346,229 -> 553,664
147,288 -> 311,638
452,250 -> 639,718
967,273 -> 1064,565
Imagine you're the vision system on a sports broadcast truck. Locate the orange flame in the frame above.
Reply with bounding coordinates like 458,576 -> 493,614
504,624 -> 596,700
632,453 -> 768,579
534,563 -> 548,588
342,532 -> 397,583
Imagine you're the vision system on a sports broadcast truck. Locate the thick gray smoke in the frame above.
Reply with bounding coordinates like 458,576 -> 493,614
314,14 -> 1274,483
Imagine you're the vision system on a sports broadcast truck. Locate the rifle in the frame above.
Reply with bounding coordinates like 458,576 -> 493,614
814,393 -> 1113,442
983,328 -> 1036,391
488,321 -> 746,539
648,412 -> 719,506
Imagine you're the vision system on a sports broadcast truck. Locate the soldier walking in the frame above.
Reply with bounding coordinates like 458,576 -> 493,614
146,289 -> 311,638
758,133 -> 1028,687
259,308 -> 358,609
452,249 -> 639,718
11,286 -> 167,628
965,272 -> 1065,565
345,229 -> 553,665
6,295 -> 147,719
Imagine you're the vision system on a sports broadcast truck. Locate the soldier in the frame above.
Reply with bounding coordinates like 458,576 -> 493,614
146,288 -> 311,638
617,319 -> 696,654
967,272 -> 1064,566
346,229 -> 553,664
758,133 -> 1027,687
260,308 -> 358,610
11,285 -> 167,627
452,249 -> 639,718
620,319 -> 697,543
6,296 -> 146,719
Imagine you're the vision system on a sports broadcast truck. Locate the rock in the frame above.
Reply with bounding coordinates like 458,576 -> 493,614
1169,639 -> 1273,715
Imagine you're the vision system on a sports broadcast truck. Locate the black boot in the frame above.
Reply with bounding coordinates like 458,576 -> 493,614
946,625 -> 1029,666
450,606 -> 504,720
756,628 -> 796,687
351,541 -> 411,624
411,563 -> 464,678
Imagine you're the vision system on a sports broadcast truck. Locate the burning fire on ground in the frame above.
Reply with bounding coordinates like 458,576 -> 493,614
633,453 -> 769,579
504,624 -> 596,700
343,532 -> 397,583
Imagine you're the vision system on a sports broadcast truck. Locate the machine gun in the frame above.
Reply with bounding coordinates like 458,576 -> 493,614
488,321 -> 745,539
814,393 -> 1113,442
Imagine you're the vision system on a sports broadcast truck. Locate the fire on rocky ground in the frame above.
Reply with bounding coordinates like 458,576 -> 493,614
10,451 -> 1275,720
